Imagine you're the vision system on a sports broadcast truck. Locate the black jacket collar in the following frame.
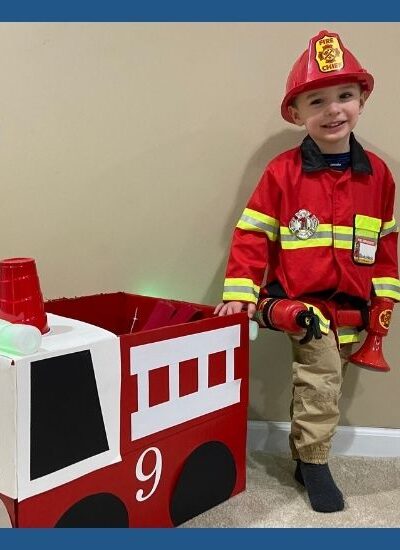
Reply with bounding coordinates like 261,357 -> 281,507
300,133 -> 373,174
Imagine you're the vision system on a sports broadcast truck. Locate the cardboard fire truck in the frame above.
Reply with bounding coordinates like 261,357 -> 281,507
0,282 -> 249,527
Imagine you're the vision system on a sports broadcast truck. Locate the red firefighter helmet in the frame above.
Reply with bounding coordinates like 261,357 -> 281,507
281,30 -> 374,123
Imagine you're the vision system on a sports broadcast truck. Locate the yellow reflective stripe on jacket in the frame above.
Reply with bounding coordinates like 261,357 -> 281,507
280,221 -> 389,250
333,225 -> 353,249
372,277 -> 400,301
280,224 -> 354,250
338,327 -> 361,345
280,224 -> 332,249
302,302 -> 330,334
236,208 -> 279,241
381,218 -> 399,237
223,277 -> 260,304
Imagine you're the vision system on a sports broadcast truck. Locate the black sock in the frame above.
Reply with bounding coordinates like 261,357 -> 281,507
294,459 -> 304,486
295,460 -> 344,513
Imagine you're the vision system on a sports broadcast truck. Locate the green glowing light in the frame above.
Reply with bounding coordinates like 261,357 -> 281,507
0,321 -> 42,355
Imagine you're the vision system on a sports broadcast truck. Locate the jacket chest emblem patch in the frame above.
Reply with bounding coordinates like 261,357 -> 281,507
289,209 -> 319,240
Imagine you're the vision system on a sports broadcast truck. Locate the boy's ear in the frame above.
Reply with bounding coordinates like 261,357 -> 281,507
359,90 -> 367,114
288,105 -> 303,126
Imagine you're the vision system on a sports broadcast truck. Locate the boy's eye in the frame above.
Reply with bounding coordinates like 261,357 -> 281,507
309,98 -> 323,105
340,92 -> 353,99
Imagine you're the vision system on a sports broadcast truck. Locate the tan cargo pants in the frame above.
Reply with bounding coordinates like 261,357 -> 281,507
287,329 -> 352,464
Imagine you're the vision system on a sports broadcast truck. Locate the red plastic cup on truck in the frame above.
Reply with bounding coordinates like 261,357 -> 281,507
0,257 -> 49,334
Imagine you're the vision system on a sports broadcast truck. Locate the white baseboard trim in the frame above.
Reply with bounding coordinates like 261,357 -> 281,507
247,420 -> 400,458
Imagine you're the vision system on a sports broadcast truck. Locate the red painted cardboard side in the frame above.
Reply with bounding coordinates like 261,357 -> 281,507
14,293 -> 250,527
120,311 -> 249,455
17,406 -> 247,527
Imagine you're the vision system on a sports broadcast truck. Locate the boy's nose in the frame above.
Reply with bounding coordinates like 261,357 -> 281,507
325,101 -> 341,116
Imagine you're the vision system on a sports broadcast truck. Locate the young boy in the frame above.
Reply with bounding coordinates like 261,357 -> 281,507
215,30 -> 399,513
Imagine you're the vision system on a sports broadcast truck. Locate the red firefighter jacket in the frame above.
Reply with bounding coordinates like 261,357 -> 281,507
223,134 -> 399,343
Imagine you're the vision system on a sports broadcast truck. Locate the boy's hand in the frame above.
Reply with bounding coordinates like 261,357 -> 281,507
214,301 -> 256,319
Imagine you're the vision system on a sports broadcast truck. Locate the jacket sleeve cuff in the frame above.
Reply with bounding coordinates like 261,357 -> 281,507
372,277 -> 400,302
223,278 -> 260,304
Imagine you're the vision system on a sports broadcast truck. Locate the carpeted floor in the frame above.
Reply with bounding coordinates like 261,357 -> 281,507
182,452 -> 400,528
1,452 -> 399,527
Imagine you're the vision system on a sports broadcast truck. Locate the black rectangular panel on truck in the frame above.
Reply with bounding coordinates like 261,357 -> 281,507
30,350 -> 109,480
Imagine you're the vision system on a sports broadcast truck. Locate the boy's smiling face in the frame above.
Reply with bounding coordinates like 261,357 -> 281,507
288,83 -> 367,154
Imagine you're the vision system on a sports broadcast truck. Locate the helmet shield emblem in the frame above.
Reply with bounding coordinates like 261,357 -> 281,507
315,35 -> 344,73
289,209 -> 319,240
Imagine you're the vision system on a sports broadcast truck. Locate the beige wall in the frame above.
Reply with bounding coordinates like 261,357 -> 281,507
1,23 -> 399,428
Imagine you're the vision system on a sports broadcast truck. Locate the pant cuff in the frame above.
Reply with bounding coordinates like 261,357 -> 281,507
297,445 -> 329,464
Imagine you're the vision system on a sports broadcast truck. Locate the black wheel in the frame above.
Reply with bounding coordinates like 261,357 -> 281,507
55,493 -> 129,527
170,441 -> 237,526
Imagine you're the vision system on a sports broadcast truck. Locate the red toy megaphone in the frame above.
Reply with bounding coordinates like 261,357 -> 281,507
349,297 -> 394,372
